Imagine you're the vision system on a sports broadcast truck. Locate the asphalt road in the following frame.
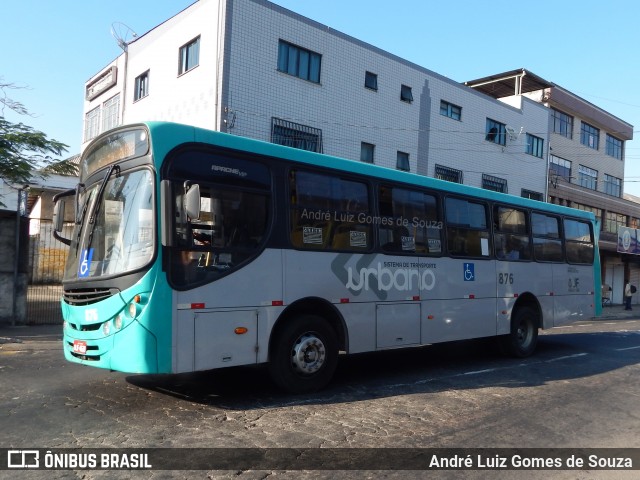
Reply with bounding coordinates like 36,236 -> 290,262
1,317 -> 639,480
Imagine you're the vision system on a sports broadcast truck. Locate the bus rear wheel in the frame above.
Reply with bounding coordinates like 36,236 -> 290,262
269,315 -> 338,394
500,306 -> 539,358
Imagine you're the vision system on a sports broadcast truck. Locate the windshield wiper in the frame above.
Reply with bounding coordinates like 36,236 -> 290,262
86,164 -> 121,250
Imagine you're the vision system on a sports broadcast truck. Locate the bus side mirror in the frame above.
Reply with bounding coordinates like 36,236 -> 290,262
52,188 -> 75,246
185,183 -> 201,220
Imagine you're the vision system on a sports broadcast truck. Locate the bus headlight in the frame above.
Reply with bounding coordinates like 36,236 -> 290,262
114,314 -> 123,330
127,294 -> 143,319
102,321 -> 111,336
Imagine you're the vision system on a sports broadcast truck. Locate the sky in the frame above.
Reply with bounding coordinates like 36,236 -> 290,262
3,0 -> 640,194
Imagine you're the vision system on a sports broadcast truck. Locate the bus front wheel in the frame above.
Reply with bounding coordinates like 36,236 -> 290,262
500,306 -> 539,358
269,315 -> 338,394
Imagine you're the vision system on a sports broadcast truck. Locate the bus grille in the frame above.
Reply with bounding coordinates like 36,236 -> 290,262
63,288 -> 119,306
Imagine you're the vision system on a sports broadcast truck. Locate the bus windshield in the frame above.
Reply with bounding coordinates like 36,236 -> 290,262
63,168 -> 155,281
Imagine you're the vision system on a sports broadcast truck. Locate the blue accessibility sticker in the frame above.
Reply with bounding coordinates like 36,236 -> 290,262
463,263 -> 475,281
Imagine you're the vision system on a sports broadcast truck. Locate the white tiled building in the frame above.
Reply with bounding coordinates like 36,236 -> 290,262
83,0 -> 550,200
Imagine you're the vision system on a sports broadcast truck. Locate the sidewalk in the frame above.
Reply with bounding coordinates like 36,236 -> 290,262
596,303 -> 639,321
0,323 -> 62,346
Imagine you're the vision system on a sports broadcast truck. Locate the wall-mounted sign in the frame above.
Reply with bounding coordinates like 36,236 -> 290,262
618,226 -> 640,255
85,66 -> 117,101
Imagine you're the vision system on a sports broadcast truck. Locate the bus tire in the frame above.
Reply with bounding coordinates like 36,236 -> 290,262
500,306 -> 539,358
268,314 -> 338,394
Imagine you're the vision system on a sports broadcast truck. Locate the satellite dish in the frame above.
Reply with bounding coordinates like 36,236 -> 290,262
111,22 -> 137,51
505,126 -> 522,141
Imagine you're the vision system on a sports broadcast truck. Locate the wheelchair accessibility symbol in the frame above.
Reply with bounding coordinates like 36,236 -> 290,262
78,248 -> 94,278
464,263 -> 475,281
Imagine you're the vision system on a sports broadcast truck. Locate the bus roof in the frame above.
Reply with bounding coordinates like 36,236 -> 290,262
144,121 -> 595,223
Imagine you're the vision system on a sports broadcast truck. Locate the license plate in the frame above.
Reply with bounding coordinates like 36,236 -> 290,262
73,340 -> 87,355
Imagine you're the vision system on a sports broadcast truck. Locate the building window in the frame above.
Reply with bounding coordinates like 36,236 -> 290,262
365,71 -> 378,91
604,174 -> 622,197
400,84 -> 413,103
271,117 -> 323,152
101,94 -> 120,132
578,164 -> 598,190
134,71 -> 149,101
360,142 -> 375,164
435,164 -> 463,183
580,122 -> 600,150
440,100 -> 461,120
551,108 -> 573,139
84,106 -> 100,143
396,151 -> 410,171
277,40 -> 321,83
485,118 -> 506,146
549,155 -> 572,181
525,133 -> 544,158
605,211 -> 626,234
606,134 -> 623,160
482,173 -> 507,193
179,36 -> 200,75
521,189 -> 543,201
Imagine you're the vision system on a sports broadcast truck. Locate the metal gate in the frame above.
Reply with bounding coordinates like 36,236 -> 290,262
26,218 -> 68,325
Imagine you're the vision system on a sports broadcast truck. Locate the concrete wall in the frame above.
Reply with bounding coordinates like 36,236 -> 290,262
0,216 -> 28,325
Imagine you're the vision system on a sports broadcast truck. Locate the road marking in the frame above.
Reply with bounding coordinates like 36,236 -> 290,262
461,368 -> 497,376
616,345 -> 640,351
545,353 -> 588,363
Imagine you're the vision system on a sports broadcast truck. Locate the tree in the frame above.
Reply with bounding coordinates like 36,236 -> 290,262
0,78 -> 78,195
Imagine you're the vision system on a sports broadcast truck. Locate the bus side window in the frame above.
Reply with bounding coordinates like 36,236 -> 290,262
494,205 -> 531,261
532,212 -> 563,262
289,170 -> 372,251
445,197 -> 490,257
379,186 -> 441,255
564,218 -> 594,264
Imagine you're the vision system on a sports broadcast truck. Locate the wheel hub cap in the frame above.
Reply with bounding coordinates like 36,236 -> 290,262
291,334 -> 326,374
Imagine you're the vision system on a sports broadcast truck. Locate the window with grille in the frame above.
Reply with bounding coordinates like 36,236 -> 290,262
271,118 -> 323,153
434,164 -> 463,183
521,189 -> 543,201
482,174 -> 507,193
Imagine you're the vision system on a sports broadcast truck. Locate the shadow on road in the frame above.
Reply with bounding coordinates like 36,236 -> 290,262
125,328 -> 640,410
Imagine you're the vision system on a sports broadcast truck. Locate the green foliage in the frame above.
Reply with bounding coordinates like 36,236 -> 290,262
0,77 -> 75,188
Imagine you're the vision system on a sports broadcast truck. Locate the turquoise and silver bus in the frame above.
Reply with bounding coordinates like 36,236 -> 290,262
53,122 -> 601,393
